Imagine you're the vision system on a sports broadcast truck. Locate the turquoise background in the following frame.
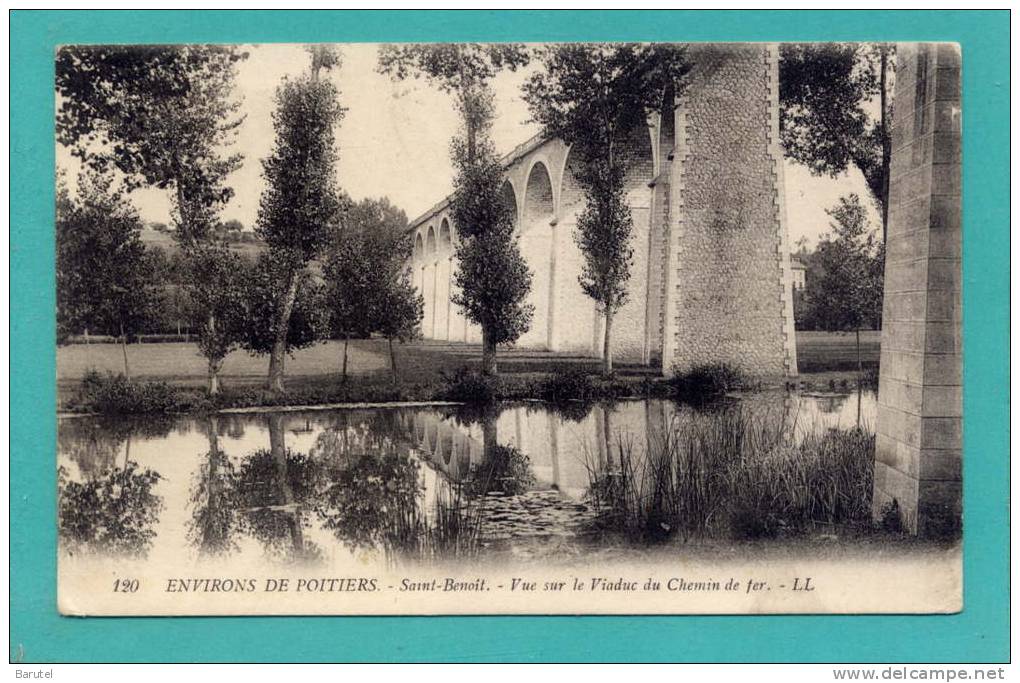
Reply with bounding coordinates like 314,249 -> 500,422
10,10 -> 1009,663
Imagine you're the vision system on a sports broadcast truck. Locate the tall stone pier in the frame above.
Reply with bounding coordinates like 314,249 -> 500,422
873,43 -> 962,537
663,43 -> 798,378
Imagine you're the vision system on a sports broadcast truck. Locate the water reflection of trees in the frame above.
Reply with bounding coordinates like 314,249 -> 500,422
313,450 -> 423,552
58,462 -> 163,557
231,414 -> 323,563
57,417 -> 171,558
58,416 -> 174,479
187,417 -> 238,557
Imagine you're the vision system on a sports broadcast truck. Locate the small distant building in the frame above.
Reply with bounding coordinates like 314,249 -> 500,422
790,256 -> 807,291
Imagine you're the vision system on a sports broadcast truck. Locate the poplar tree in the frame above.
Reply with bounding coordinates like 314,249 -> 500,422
378,44 -> 533,377
523,43 -> 688,374
256,46 -> 345,392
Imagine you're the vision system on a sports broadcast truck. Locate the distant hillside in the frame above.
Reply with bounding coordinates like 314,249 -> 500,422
139,227 -> 267,260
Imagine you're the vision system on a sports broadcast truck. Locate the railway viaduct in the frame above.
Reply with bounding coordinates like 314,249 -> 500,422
408,43 -> 798,379
406,42 -> 962,536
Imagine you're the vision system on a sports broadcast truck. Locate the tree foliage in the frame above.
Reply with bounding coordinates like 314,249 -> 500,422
58,461 -> 163,558
55,44 -> 248,244
801,194 -> 884,335
324,197 -> 421,340
256,52 -> 346,392
448,88 -> 534,352
239,253 -> 326,358
377,43 -> 530,94
56,172 -> 158,354
523,43 -> 689,373
184,243 -> 249,392
379,43 -> 532,376
779,43 -> 894,223
256,73 -> 346,264
322,197 -> 423,380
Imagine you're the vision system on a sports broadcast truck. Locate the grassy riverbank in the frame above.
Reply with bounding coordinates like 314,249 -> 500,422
57,332 -> 880,415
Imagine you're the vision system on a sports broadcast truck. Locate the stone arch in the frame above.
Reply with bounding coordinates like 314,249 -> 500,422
422,225 -> 438,339
622,124 -> 656,203
413,232 -> 424,261
523,161 -> 555,228
555,145 -> 603,356
500,180 -> 519,230
439,218 -> 452,253
425,225 -> 437,260
517,161 -> 557,350
436,218 -> 454,340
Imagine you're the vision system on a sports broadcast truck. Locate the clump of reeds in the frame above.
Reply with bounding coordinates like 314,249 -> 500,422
582,404 -> 876,543
387,480 -> 483,566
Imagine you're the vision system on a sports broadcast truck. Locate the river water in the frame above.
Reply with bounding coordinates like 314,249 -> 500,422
57,390 -> 876,570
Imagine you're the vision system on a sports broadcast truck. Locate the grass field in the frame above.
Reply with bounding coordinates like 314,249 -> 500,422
58,340 -> 389,386
795,330 -> 881,373
58,330 -> 880,385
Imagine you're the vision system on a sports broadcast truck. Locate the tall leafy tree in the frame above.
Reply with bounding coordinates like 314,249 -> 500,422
353,199 -> 424,383
322,232 -> 375,382
56,44 -> 248,392
185,244 -> 248,394
379,44 -> 532,377
239,253 -> 326,365
322,197 -> 423,382
256,47 -> 346,392
802,194 -> 885,374
56,44 -> 247,245
56,171 -> 158,378
523,43 -> 689,375
779,43 -> 895,240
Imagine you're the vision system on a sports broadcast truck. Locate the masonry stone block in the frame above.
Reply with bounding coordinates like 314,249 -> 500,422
873,43 -> 962,537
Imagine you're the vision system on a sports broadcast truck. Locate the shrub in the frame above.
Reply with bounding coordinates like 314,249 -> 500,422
436,368 -> 497,404
75,370 -> 181,414
669,363 -> 744,401
860,365 -> 880,390
538,367 -> 596,403
467,444 -> 535,496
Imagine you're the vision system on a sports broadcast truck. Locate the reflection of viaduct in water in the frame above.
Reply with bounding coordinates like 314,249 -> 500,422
400,402 -> 792,500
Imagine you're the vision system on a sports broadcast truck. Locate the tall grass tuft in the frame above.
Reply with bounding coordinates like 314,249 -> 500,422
582,404 -> 876,542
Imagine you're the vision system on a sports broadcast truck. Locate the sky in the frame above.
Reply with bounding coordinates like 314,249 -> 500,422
56,43 -> 880,248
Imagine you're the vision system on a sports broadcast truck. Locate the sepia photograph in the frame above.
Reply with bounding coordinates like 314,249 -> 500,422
52,39 -> 963,616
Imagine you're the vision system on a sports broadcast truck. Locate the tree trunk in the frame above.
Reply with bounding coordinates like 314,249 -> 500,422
481,327 -> 497,377
83,327 -> 92,371
602,305 -> 614,376
267,270 -> 300,394
207,312 -> 220,395
341,334 -> 349,383
119,322 -> 131,380
267,413 -> 305,557
856,381 -> 863,429
389,337 -> 398,386
209,361 -> 221,395
879,46 -> 891,243
856,328 -> 862,377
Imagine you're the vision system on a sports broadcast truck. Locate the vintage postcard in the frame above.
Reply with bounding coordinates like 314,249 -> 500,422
55,40 -> 961,616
